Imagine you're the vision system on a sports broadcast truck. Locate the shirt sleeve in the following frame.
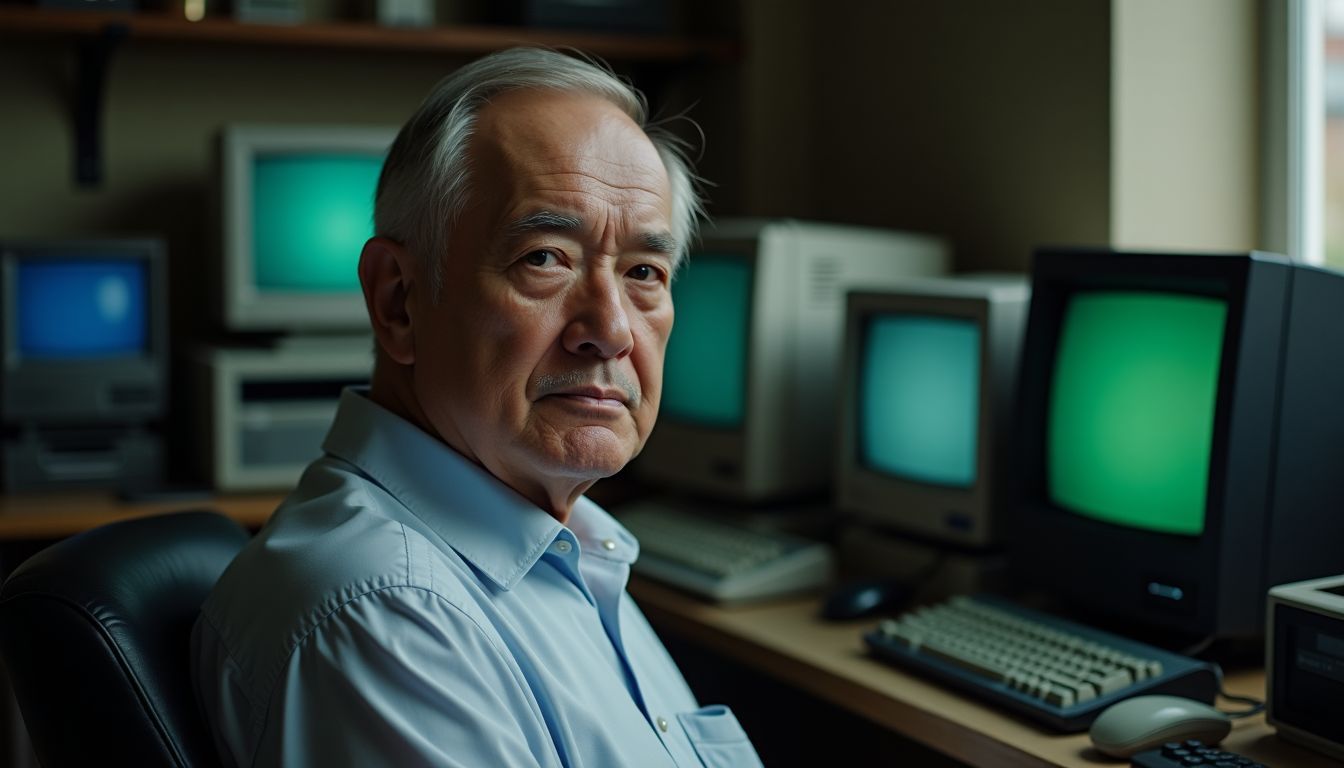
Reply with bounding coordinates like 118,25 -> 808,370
252,585 -> 562,768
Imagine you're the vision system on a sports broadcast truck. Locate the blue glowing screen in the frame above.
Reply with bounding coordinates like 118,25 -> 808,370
16,260 -> 148,359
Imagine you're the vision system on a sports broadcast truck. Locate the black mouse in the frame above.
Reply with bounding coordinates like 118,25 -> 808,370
818,579 -> 915,621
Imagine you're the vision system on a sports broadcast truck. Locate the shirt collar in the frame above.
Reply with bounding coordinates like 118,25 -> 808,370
321,387 -> 572,590
568,495 -> 640,567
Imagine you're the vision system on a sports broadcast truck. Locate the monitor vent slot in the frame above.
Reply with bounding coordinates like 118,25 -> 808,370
810,257 -> 842,305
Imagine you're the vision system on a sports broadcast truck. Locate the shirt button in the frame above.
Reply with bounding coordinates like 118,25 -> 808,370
656,716 -> 669,732
554,540 -> 572,554
602,539 -> 617,551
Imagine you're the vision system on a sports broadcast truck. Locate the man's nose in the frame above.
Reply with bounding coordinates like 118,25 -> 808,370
562,271 -> 634,359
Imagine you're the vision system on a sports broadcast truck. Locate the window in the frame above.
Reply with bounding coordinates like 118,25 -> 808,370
1325,1 -> 1344,267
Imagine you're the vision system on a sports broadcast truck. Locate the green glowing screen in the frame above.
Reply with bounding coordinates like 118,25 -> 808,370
252,153 -> 383,292
859,315 -> 981,487
1048,291 -> 1227,536
660,254 -> 752,428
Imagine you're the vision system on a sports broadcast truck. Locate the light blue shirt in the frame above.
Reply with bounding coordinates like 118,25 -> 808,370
192,388 -> 762,768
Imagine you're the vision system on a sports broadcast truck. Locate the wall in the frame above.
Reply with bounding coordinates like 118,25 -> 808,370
1111,0 -> 1259,252
738,1 -> 1262,271
746,1 -> 1113,272
738,0 -> 815,217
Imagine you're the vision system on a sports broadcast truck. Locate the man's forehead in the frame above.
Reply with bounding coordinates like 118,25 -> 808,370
467,91 -> 674,245
472,91 -> 668,189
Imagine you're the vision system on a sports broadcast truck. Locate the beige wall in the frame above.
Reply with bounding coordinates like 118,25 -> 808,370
1111,0 -> 1259,251
740,0 -> 815,217
739,1 -> 1113,273
738,0 -> 1263,270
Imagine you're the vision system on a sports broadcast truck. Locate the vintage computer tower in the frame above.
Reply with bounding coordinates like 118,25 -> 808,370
195,344 -> 371,491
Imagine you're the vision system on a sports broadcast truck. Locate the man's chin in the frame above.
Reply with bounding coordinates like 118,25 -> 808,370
545,426 -> 638,479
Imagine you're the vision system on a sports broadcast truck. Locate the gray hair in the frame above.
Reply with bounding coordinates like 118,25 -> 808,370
373,47 -> 705,297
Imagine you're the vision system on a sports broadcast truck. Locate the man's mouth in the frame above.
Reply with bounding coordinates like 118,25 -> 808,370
534,371 -> 640,409
548,386 -> 629,408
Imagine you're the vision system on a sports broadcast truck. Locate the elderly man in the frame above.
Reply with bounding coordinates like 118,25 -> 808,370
192,48 -> 763,767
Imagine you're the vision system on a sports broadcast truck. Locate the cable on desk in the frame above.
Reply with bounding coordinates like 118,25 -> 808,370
1211,663 -> 1266,719
1180,634 -> 1216,657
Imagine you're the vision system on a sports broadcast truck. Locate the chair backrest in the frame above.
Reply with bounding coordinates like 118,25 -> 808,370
0,510 -> 249,767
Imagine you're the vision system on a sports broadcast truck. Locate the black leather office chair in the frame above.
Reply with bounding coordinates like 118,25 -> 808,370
0,510 -> 249,767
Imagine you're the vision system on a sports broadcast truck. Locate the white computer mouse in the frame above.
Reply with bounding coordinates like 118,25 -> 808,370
1088,694 -> 1232,758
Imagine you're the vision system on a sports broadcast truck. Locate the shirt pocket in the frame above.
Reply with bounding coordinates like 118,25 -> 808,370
676,705 -> 764,768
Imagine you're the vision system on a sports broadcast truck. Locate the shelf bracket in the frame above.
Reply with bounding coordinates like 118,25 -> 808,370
73,23 -> 128,187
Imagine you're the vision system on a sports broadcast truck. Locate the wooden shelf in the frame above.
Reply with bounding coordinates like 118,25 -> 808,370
0,5 -> 738,62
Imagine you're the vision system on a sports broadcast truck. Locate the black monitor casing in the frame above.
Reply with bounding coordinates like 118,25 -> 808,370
1009,248 -> 1344,640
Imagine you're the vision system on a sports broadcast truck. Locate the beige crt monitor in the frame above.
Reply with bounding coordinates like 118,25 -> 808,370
1267,574 -> 1344,762
833,275 -> 1030,549
636,218 -> 950,502
219,124 -> 396,334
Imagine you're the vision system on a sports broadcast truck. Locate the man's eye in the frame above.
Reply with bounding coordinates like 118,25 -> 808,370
627,264 -> 659,282
524,249 -> 560,267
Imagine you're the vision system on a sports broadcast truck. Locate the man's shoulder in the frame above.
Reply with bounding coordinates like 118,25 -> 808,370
195,458 -> 480,699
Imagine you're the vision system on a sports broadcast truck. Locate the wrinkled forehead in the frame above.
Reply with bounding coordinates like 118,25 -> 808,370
468,89 -> 673,216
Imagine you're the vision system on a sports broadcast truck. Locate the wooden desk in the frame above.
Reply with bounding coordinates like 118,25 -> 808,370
0,491 -> 282,540
629,579 -> 1337,768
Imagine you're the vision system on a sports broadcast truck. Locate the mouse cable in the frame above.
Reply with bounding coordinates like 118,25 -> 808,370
1179,634 -> 1215,657
1210,663 -> 1266,719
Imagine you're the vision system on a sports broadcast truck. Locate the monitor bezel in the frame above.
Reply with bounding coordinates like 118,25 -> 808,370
1008,247 -> 1293,637
1,238 -> 168,425
835,278 -> 1027,549
220,123 -> 397,333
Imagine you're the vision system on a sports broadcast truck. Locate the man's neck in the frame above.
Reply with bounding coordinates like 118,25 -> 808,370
366,362 -> 590,524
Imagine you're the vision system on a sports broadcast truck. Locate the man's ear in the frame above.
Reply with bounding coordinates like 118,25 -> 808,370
359,236 -> 417,366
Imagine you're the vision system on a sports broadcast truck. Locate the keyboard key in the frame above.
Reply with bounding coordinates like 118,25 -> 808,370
1083,668 -> 1134,695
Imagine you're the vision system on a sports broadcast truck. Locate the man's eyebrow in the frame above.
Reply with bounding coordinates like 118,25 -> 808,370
503,210 -> 584,238
641,231 -> 679,257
